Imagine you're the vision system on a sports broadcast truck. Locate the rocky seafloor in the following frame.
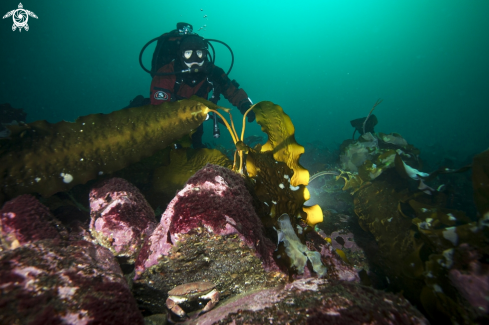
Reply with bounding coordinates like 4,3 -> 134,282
0,163 -> 431,325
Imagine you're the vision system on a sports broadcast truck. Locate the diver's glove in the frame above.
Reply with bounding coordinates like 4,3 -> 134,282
247,110 -> 256,123
239,100 -> 255,123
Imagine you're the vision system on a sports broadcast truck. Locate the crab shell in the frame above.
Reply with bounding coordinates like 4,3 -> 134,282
166,281 -> 219,318
168,281 -> 216,300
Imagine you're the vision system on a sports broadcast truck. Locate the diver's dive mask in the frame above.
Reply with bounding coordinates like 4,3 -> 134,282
183,49 -> 205,65
180,35 -> 207,69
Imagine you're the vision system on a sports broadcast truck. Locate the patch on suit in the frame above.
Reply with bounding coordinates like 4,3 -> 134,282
154,90 -> 169,101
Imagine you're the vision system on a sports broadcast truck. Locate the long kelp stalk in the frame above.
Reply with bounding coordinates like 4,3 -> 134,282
0,99 -> 209,200
362,98 -> 383,135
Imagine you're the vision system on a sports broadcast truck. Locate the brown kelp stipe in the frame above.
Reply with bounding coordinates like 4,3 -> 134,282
363,98 -> 383,135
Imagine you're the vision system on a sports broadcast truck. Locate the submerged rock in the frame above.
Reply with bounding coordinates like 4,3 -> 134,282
0,194 -> 144,324
89,177 -> 156,264
448,243 -> 489,318
133,164 -> 285,314
191,278 -> 428,325
0,164 -> 429,324
0,239 -> 143,325
0,194 -> 65,250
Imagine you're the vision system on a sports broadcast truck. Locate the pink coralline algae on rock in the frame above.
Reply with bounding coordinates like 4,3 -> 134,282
0,194 -> 144,324
319,244 -> 360,282
135,164 -> 278,277
330,230 -> 362,252
304,228 -> 360,282
0,194 -> 63,250
0,239 -> 144,325
131,164 -> 285,314
449,244 -> 489,315
89,177 -> 156,263
192,278 -> 428,325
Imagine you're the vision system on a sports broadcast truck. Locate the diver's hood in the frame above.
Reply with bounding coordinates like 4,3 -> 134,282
179,35 -> 208,69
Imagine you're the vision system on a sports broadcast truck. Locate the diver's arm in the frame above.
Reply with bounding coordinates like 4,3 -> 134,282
150,63 -> 177,105
211,66 -> 255,122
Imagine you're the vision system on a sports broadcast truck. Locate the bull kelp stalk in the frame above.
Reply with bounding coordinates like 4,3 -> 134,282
209,109 -> 238,144
0,100 -> 210,200
240,107 -> 253,141
309,170 -> 340,183
208,107 -> 252,173
363,98 -> 383,135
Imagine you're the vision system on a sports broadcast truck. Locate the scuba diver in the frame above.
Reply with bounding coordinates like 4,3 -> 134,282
139,22 -> 254,149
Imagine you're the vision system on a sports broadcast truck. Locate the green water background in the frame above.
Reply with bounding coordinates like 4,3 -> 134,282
1,0 -> 488,160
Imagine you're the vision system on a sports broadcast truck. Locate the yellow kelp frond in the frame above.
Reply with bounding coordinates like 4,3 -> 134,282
303,187 -> 311,201
303,204 -> 324,226
0,99 -> 209,200
246,148 -> 307,227
253,101 -> 309,187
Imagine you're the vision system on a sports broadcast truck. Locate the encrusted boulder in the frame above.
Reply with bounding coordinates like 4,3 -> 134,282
0,194 -> 65,250
303,224 -> 361,283
0,239 -> 144,325
89,177 -> 156,263
448,243 -> 489,319
133,164 -> 285,314
192,278 -> 428,325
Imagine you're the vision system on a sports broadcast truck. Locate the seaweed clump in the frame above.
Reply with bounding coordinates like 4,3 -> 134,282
352,145 -> 488,323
